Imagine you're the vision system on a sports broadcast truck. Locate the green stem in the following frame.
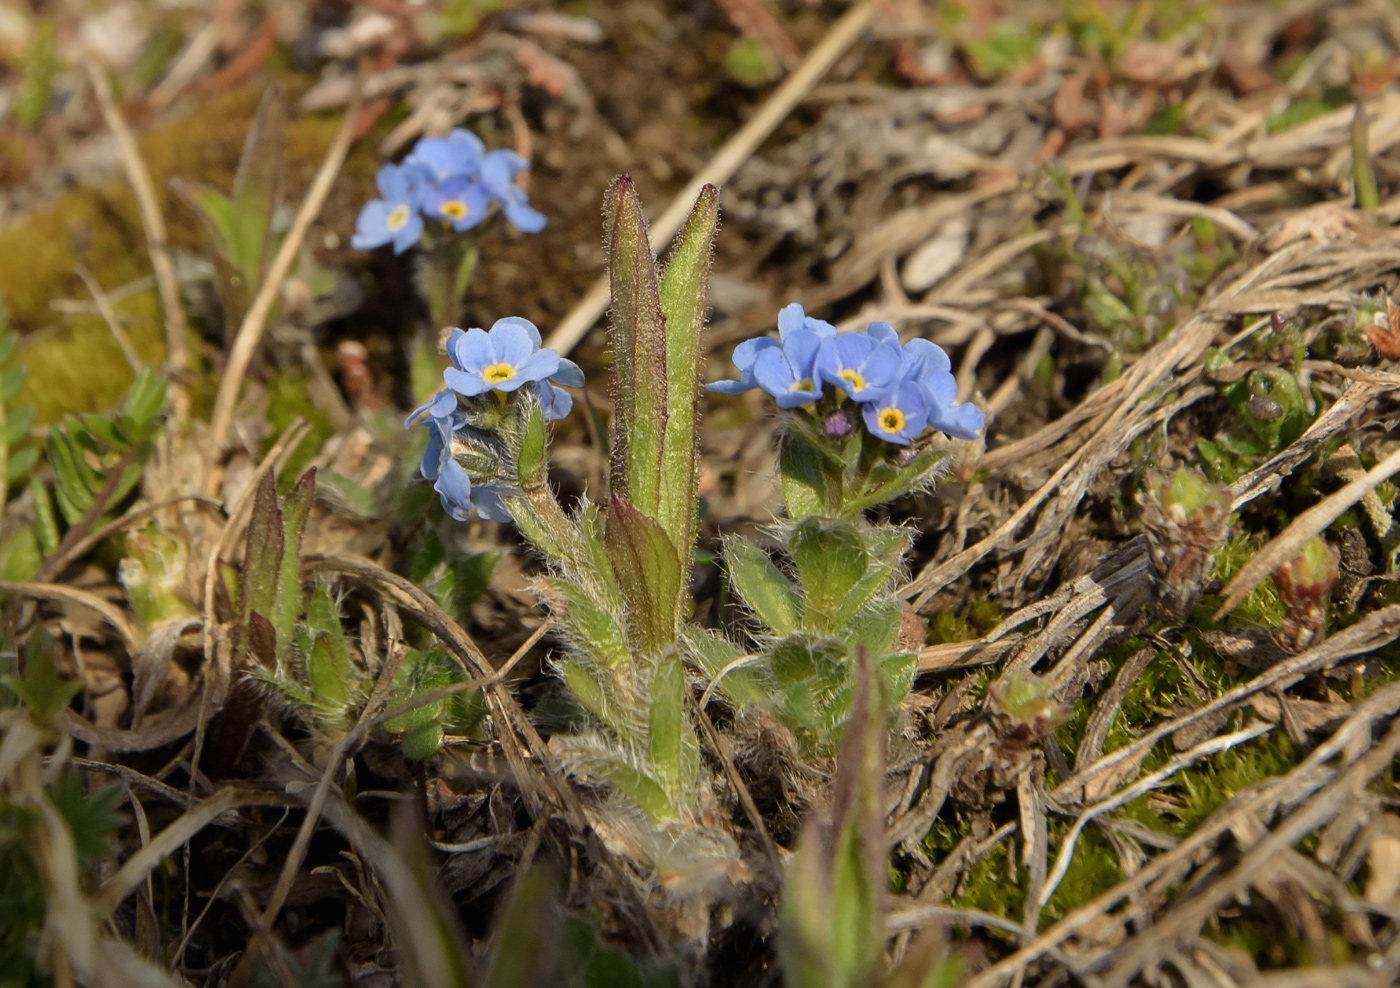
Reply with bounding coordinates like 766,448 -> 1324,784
426,236 -> 480,332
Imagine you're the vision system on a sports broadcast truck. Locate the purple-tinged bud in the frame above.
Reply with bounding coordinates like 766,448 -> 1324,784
1273,536 -> 1340,653
823,410 -> 852,437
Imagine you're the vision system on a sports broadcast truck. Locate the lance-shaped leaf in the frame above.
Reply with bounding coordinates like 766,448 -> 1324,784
604,175 -> 668,521
725,540 -> 801,636
656,184 -> 719,559
272,468 -> 315,662
779,648 -> 888,988
603,494 -> 682,655
239,471 -> 285,665
649,653 -> 687,802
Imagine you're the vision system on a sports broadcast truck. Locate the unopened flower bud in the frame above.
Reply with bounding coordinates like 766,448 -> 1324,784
987,670 -> 1066,745
1273,536 -> 1340,653
1139,466 -> 1232,618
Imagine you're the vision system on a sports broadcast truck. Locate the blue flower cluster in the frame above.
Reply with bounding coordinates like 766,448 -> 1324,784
708,303 -> 984,445
352,129 -> 547,253
407,317 -> 583,521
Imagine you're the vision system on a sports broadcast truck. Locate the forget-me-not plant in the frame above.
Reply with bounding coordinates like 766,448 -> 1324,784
401,176 -> 987,940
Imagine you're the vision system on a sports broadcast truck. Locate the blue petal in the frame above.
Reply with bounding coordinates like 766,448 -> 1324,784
436,469 -> 474,522
481,149 -> 529,193
512,348 -> 562,387
777,303 -> 806,340
472,484 -> 513,523
375,163 -> 419,204
550,357 -> 585,387
493,317 -> 543,350
445,328 -> 469,370
350,200 -> 393,250
902,338 -> 952,379
752,347 -> 798,396
782,329 -> 822,379
536,381 -> 573,420
420,428 -> 444,480
732,336 -> 779,372
405,389 -> 457,429
867,321 -> 899,345
445,367 -> 488,397
490,320 -> 537,366
859,342 -> 903,392
454,327 -> 496,374
390,210 -> 425,254
445,129 -> 485,172
927,400 -> 985,441
705,378 -> 756,394
504,200 -> 547,233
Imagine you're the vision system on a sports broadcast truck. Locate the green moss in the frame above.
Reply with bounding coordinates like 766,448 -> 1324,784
1190,532 -> 1284,631
6,77 -> 385,424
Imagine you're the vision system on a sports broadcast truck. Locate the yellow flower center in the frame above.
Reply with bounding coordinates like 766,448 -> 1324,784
838,369 -> 866,392
790,378 -> 814,391
483,363 -> 516,385
440,199 -> 469,221
878,407 -> 905,433
387,204 -> 410,232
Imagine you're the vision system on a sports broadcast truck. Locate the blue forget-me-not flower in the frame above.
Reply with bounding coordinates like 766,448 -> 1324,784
406,316 -> 584,520
444,318 -> 561,397
708,302 -> 984,445
351,163 -> 426,254
817,331 -> 902,402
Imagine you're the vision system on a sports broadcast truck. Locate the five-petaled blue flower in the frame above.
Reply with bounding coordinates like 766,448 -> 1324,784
893,336 -> 985,441
752,330 -> 824,408
862,381 -> 929,445
421,175 -> 492,232
444,318 -> 561,397
351,163 -> 425,254
817,331 -> 901,402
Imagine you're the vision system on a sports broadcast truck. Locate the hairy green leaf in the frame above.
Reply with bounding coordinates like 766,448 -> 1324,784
649,654 -> 686,800
604,175 -> 668,521
603,494 -> 682,655
655,185 -> 719,563
725,541 -> 800,636
789,518 -> 870,633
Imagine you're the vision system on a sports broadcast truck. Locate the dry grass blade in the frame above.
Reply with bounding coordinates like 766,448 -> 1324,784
1216,445 -> 1400,618
0,580 -> 140,654
95,786 -> 296,917
1040,722 -> 1274,910
964,682 -> 1400,988
82,61 -> 189,417
208,75 -> 363,456
75,266 -> 142,374
1099,716 -> 1400,987
1054,604 -> 1400,804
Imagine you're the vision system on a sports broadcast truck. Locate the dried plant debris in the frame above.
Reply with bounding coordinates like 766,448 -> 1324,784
8,1 -> 1400,987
